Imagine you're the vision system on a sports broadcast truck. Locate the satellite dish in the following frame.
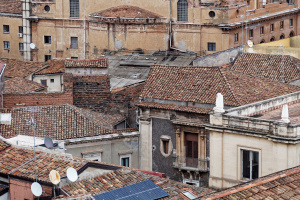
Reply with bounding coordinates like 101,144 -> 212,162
49,170 -> 61,185
30,43 -> 36,49
31,182 -> 42,197
247,40 -> 253,48
44,137 -> 53,149
67,167 -> 78,182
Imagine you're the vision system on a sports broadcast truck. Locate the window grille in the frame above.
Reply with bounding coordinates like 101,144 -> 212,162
207,42 -> 216,51
70,0 -> 79,18
177,0 -> 188,22
71,37 -> 78,49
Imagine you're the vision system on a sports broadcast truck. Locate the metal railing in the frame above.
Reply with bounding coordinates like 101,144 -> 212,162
173,155 -> 209,172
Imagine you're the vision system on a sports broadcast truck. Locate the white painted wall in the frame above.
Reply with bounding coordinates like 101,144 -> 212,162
33,74 -> 63,92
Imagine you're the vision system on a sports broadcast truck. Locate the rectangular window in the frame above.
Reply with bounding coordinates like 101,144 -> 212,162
19,43 -> 23,51
241,150 -> 259,180
18,26 -> 23,33
44,55 -> 51,62
260,26 -> 264,34
121,157 -> 130,167
71,37 -> 78,49
44,36 -> 51,44
185,133 -> 198,168
50,79 -> 54,83
3,41 -> 10,49
207,42 -> 216,51
270,24 -> 274,32
71,57 -> 78,59
234,33 -> 238,42
70,0 -> 79,18
163,140 -> 169,154
3,25 -> 9,33
290,19 -> 293,26
249,29 -> 253,38
41,80 -> 47,86
280,21 -> 284,29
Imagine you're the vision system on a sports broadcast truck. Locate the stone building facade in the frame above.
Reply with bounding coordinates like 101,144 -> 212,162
0,0 -> 299,61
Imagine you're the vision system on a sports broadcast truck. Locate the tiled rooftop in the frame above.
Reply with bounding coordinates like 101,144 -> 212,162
256,101 -> 300,124
137,102 -> 213,114
0,0 -> 22,14
0,59 -> 45,78
201,165 -> 300,200
0,104 -> 125,140
0,145 -> 87,184
0,139 -> 10,152
62,168 -> 214,198
65,59 -> 108,68
35,60 -> 65,75
4,77 -> 46,93
231,53 -> 300,83
140,66 -> 300,109
90,5 -> 162,18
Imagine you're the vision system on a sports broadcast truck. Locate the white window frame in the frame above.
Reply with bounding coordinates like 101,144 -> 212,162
238,146 -> 261,181
82,152 -> 102,162
120,153 -> 131,167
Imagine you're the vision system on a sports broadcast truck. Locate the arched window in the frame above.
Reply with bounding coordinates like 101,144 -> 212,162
280,34 -> 285,40
270,37 -> 275,42
177,0 -> 188,22
260,39 -> 265,44
289,31 -> 294,38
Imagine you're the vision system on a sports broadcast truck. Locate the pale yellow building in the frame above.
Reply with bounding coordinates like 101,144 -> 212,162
208,91 -> 300,189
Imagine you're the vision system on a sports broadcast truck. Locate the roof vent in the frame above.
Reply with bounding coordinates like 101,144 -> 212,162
182,191 -> 197,200
130,73 -> 141,79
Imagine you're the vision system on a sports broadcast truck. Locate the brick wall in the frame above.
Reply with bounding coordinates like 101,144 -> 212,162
72,75 -> 111,112
3,74 -> 73,108
9,178 -> 52,200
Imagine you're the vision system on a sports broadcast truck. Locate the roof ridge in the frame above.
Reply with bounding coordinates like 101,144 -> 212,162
218,68 -> 242,106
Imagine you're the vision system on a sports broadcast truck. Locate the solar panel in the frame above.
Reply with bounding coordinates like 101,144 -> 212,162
93,180 -> 169,200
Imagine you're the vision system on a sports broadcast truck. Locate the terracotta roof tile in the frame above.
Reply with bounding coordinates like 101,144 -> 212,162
4,77 -> 46,93
0,145 -> 87,183
0,59 -> 45,78
62,168 -> 214,198
140,66 -> 300,108
231,53 -> 300,83
90,5 -> 162,18
136,102 -> 213,114
0,0 -> 22,14
0,104 -> 124,140
35,60 -> 65,75
65,59 -> 108,68
201,165 -> 300,200
0,139 -> 10,152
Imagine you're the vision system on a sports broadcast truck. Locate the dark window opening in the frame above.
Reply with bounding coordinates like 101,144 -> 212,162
185,133 -> 198,168
3,25 -> 9,33
50,79 -> 54,83
19,26 -> 23,33
260,26 -> 264,34
242,150 -> 259,180
270,37 -> 275,42
280,34 -> 285,40
19,43 -> 23,51
163,140 -> 169,154
44,5 -> 50,12
45,55 -> 51,61
280,21 -> 284,29
209,11 -> 215,18
234,33 -> 238,42
177,0 -> 188,22
290,19 -> 293,26
71,37 -> 78,49
70,0 -> 79,18
3,41 -> 10,49
289,31 -> 294,38
208,42 -> 216,51
44,36 -> 51,44
270,24 -> 274,32
249,29 -> 253,38
41,80 -> 47,86
260,39 -> 265,44
71,56 -> 78,59
121,157 -> 130,167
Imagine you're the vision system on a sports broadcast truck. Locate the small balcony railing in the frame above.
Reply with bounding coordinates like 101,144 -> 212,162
173,155 -> 209,172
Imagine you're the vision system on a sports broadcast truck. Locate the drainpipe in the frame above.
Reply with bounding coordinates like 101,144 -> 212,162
169,0 -> 172,50
23,0 -> 31,61
137,109 -> 141,169
83,0 -> 86,59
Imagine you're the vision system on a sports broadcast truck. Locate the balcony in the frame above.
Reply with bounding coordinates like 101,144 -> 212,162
173,155 -> 209,172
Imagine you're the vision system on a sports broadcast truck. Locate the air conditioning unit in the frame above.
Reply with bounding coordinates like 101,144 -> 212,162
18,33 -> 23,38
